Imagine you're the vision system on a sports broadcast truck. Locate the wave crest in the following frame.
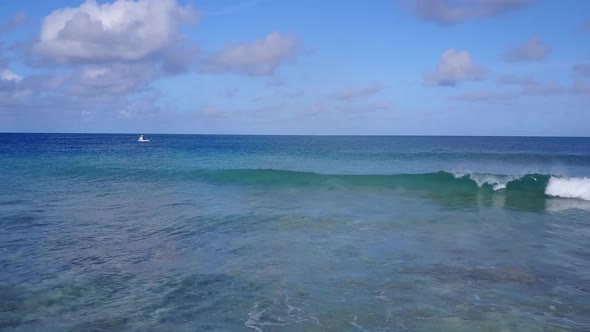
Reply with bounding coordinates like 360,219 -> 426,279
199,169 -> 590,201
546,177 -> 590,201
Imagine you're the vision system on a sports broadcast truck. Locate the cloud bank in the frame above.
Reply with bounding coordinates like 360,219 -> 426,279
452,90 -> 514,102
411,0 -> 532,25
31,0 -> 199,65
1,0 -> 204,122
497,74 -> 562,95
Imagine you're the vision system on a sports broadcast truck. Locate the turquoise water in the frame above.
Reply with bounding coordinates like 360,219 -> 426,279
1,134 -> 589,331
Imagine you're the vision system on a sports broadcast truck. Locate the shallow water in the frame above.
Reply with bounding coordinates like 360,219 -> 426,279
1,134 -> 589,331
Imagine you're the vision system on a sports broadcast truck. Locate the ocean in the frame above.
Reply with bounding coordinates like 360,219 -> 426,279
1,133 -> 589,331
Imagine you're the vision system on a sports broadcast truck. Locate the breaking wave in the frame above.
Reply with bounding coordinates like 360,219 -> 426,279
545,177 -> 590,201
197,169 -> 590,201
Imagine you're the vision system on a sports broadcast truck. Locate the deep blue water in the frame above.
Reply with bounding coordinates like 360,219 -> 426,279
1,133 -> 589,331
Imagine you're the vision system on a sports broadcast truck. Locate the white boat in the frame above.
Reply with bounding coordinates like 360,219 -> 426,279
137,135 -> 150,142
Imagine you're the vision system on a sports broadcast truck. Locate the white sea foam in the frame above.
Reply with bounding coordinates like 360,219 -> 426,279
545,198 -> 590,212
244,303 -> 265,332
468,173 -> 515,191
546,177 -> 590,201
452,172 -> 514,191
349,316 -> 367,332
244,295 -> 316,331
449,172 -> 590,201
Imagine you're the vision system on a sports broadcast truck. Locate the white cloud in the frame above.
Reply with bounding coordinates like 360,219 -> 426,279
521,81 -> 562,95
284,90 -> 304,98
330,82 -> 383,100
1,69 -> 23,82
497,74 -> 562,95
304,102 -> 329,116
496,74 -> 534,85
0,73 -> 68,112
197,106 -> 239,119
504,36 -> 550,62
452,90 -> 514,102
202,32 -> 299,76
220,87 -> 239,99
117,92 -> 167,120
32,0 -> 199,64
198,102 -> 284,118
266,77 -> 287,87
206,0 -> 266,16
302,99 -> 393,117
11,0 -> 200,121
426,49 -> 486,86
573,64 -> 590,77
69,63 -> 158,97
341,100 -> 393,112
1,11 -> 27,33
248,102 -> 284,113
411,0 -> 532,25
454,73 -> 564,103
0,64 -> 163,120
573,81 -> 590,94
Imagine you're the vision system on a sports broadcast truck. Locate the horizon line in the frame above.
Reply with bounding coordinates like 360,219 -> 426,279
1,132 -> 589,139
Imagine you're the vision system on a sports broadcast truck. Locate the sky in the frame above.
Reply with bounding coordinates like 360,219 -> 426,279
0,0 -> 589,136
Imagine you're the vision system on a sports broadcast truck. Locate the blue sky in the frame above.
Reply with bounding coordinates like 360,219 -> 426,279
0,0 -> 589,135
